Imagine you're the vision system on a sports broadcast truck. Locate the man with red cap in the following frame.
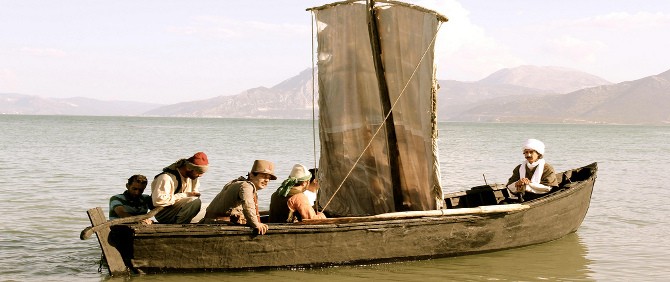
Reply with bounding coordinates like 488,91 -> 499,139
202,160 -> 277,235
151,152 -> 208,224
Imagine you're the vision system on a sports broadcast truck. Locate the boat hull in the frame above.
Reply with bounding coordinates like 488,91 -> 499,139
105,163 -> 596,273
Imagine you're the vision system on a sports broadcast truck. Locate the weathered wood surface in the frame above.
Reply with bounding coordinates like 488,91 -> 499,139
81,206 -> 164,240
93,163 -> 597,273
86,207 -> 128,276
299,204 -> 529,225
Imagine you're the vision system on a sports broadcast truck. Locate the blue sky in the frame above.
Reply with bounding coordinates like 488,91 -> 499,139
1,0 -> 669,104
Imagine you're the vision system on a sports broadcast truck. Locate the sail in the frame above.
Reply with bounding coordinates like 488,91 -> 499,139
311,1 -> 447,216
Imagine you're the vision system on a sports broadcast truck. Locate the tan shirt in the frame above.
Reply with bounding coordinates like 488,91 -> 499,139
204,177 -> 262,229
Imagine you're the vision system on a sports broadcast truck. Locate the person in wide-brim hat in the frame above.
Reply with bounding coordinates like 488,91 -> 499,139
250,159 -> 277,180
203,159 -> 277,235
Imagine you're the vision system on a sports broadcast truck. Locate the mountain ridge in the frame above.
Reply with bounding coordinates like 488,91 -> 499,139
3,65 -> 668,125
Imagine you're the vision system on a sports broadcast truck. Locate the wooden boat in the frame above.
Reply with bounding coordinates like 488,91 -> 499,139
81,0 -> 597,276
83,163 -> 596,275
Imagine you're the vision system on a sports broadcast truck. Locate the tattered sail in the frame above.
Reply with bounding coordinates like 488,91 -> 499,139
311,1 -> 447,216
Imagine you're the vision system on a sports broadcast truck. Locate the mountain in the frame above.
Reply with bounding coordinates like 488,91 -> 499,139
450,69 -> 670,124
145,65 -> 609,120
4,65 -> 668,124
0,93 -> 162,116
479,65 -> 611,94
436,80 -> 551,120
144,68 -> 316,119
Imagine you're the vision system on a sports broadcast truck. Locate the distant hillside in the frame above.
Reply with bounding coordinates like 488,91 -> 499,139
5,65 -> 668,125
436,80 -> 551,120
479,65 -> 611,94
0,93 -> 162,116
144,68 -> 316,119
146,65 -> 610,121
450,69 -> 670,124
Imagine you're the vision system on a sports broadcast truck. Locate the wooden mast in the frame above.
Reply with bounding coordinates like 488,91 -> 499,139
366,0 -> 406,212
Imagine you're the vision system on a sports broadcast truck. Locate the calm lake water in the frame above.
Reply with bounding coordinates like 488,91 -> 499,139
1,115 -> 669,281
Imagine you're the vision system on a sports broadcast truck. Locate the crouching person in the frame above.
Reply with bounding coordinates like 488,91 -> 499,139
203,160 -> 277,235
151,152 -> 208,224
269,164 -> 326,223
109,174 -> 153,224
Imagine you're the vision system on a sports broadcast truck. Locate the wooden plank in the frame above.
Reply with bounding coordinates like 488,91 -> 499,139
86,207 -> 128,276
81,206 -> 164,240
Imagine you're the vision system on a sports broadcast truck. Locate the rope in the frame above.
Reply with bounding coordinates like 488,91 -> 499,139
310,11 -> 320,213
98,252 -> 105,273
311,12 -> 318,170
321,21 -> 443,212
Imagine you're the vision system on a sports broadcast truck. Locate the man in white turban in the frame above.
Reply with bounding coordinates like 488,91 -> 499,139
506,139 -> 558,201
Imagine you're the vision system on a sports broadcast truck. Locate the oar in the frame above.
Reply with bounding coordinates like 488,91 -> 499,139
80,206 -> 165,240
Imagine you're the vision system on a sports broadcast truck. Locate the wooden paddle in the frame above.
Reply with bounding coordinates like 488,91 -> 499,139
80,206 -> 165,240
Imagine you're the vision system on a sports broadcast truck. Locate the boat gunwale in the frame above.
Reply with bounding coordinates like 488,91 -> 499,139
128,214 -> 494,238
125,163 -> 596,237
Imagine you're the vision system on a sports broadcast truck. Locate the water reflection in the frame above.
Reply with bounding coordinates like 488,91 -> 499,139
104,233 -> 591,281
421,233 -> 593,281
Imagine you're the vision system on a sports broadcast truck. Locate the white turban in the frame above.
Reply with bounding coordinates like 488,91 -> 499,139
523,139 -> 545,155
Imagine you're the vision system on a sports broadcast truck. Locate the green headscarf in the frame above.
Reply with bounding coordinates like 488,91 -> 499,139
276,170 -> 311,197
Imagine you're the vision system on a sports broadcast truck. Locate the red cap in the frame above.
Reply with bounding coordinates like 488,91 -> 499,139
188,152 -> 209,166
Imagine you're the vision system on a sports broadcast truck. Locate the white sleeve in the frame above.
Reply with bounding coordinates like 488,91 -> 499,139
526,183 -> 552,194
151,174 -> 185,206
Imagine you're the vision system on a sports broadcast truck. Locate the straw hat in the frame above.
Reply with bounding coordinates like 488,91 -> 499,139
288,164 -> 311,181
250,160 -> 277,180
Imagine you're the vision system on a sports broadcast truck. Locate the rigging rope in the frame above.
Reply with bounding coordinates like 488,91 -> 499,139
310,11 -> 320,212
321,19 -> 444,212
311,12 -> 318,170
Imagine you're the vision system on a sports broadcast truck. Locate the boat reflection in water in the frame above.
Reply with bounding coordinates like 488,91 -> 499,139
411,233 -> 593,281
134,233 -> 592,281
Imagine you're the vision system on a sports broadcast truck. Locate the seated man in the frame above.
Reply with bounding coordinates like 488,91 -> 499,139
506,139 -> 558,201
151,152 -> 208,224
269,164 -> 326,223
203,160 -> 277,235
109,174 -> 153,224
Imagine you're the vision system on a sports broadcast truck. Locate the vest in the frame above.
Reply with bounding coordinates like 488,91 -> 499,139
154,169 -> 183,193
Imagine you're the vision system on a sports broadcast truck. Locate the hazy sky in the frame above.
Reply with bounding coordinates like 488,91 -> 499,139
2,0 -> 669,104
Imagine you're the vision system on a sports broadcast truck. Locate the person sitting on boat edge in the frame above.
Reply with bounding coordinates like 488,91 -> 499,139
109,174 -> 154,224
506,139 -> 558,201
269,164 -> 326,223
201,160 -> 277,235
304,168 -> 319,208
151,152 -> 207,224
